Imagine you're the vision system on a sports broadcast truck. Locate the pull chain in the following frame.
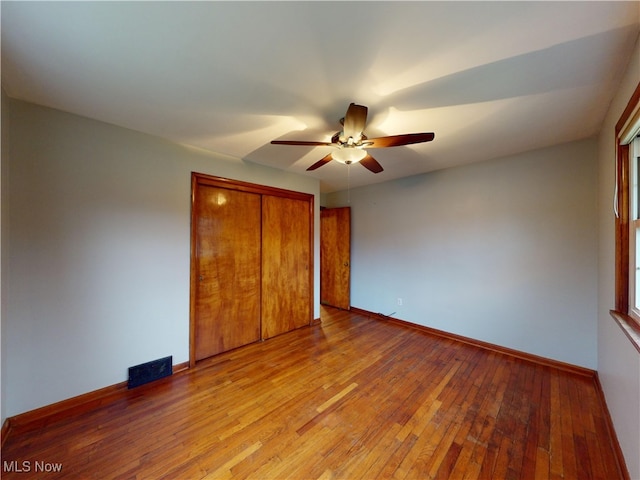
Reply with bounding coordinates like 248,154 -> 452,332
347,163 -> 351,204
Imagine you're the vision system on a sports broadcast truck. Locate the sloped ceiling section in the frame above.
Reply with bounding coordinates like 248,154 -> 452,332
2,1 -> 639,192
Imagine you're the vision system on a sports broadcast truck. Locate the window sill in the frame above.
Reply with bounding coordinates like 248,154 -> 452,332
609,310 -> 640,354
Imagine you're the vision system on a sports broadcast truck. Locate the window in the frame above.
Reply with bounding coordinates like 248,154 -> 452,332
628,136 -> 640,320
613,81 -> 640,336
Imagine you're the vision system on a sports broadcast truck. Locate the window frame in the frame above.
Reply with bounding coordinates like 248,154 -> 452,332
613,81 -> 640,336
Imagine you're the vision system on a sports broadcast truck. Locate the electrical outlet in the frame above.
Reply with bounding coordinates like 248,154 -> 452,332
397,298 -> 403,306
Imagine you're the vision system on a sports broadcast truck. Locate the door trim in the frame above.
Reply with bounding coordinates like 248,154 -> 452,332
189,173 -> 314,367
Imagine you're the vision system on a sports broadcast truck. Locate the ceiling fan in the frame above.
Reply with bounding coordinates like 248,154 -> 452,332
271,103 -> 435,173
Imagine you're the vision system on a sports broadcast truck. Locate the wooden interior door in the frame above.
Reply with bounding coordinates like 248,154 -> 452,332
320,207 -> 351,310
193,185 -> 261,360
261,195 -> 312,339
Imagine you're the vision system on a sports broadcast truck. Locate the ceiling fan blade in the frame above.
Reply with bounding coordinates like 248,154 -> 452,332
306,153 -> 334,171
343,103 -> 368,140
271,140 -> 334,146
366,132 -> 435,148
360,154 -> 384,173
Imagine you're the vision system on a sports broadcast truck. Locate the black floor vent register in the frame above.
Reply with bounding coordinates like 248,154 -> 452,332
128,355 -> 172,388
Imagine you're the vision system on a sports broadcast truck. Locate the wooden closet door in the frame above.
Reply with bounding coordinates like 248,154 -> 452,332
261,195 -> 312,339
194,185 -> 261,360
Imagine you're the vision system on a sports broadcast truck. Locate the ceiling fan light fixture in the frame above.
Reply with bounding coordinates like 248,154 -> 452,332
332,146 -> 367,165
270,102 -> 434,174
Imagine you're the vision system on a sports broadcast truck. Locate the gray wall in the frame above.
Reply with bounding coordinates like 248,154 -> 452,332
1,95 -> 320,422
325,139 -> 598,369
596,34 -> 640,480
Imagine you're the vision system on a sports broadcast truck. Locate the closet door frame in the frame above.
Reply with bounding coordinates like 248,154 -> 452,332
189,172 -> 314,367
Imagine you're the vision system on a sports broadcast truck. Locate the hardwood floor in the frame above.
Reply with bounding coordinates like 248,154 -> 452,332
2,306 -> 624,479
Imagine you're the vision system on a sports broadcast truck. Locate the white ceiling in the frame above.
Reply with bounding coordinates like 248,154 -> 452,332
2,2 -> 639,193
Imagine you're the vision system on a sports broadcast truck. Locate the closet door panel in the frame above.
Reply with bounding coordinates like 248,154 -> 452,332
261,195 -> 312,339
194,185 -> 261,360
